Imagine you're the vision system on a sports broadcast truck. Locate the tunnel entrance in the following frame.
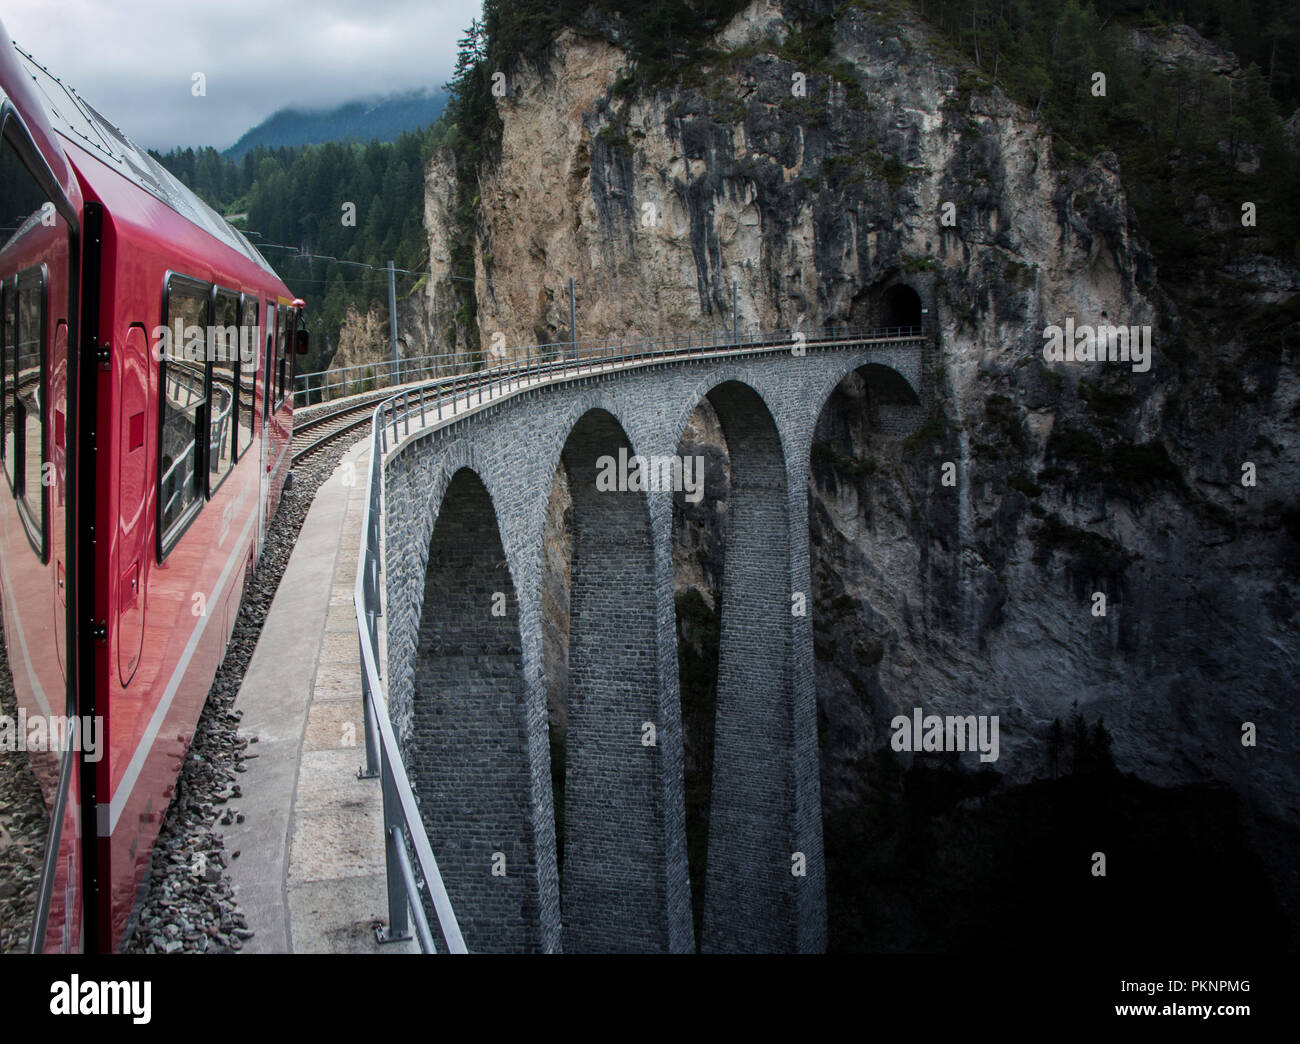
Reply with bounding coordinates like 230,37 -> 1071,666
881,284 -> 923,331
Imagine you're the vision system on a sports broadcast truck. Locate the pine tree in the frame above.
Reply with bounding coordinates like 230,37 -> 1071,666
1089,718 -> 1116,775
1048,718 -> 1065,780
1069,703 -> 1089,776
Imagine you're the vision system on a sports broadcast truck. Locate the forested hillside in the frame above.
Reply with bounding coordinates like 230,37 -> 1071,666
913,0 -> 1300,271
446,0 -> 1299,274
151,127 -> 441,373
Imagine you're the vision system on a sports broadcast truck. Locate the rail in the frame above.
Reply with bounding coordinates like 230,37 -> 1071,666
160,438 -> 195,520
352,322 -> 926,952
209,382 -> 234,466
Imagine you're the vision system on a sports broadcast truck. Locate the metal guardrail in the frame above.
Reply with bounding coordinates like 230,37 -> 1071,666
298,323 -> 926,408
356,394 -> 466,954
353,322 -> 926,952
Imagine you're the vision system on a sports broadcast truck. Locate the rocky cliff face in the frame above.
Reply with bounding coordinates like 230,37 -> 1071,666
423,0 -> 1299,920
325,292 -> 435,390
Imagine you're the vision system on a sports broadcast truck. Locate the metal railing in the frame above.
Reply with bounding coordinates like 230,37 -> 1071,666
356,395 -> 466,954
299,322 -> 927,408
209,381 -> 234,464
351,322 -> 925,952
160,438 -> 196,520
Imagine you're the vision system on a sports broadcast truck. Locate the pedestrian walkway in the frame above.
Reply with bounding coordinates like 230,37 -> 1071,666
218,438 -> 415,953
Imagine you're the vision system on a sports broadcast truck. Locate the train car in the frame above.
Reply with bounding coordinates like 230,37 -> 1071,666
0,23 -> 306,952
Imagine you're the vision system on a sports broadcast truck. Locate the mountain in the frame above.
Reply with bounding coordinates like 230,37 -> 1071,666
223,88 -> 448,160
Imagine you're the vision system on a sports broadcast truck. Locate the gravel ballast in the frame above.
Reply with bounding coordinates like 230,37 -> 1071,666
0,600 -> 50,953
121,438 -> 362,954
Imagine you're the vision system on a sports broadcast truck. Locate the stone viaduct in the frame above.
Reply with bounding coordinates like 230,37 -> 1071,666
379,333 -> 928,954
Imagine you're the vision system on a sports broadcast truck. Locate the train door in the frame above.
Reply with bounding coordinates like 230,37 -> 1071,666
255,304 -> 272,561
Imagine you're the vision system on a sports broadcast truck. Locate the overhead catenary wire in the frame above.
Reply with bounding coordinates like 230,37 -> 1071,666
256,275 -> 423,288
247,239 -> 425,276
240,229 -> 476,282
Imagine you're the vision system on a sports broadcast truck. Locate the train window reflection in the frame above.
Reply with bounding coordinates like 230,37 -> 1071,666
1,280 -> 14,486
159,275 -> 208,549
17,274 -> 44,527
0,129 -> 49,254
209,288 -> 238,491
274,304 -> 287,408
237,297 -> 256,458
1,129 -> 57,556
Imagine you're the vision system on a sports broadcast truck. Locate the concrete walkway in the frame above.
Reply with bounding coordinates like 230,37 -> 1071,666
218,438 -> 415,953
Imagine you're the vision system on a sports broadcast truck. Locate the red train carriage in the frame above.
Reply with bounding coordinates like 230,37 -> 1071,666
0,24 -> 306,951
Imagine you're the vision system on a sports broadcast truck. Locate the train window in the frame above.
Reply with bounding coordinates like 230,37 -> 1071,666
286,309 -> 296,404
274,304 -> 287,409
237,297 -> 256,458
16,271 -> 44,530
2,120 -> 64,561
158,275 -> 209,553
208,288 -> 238,492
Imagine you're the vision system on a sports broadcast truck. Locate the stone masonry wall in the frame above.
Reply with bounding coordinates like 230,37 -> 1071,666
411,468 -> 536,952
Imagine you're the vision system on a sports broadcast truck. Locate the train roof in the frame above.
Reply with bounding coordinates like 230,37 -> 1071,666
11,42 -> 279,278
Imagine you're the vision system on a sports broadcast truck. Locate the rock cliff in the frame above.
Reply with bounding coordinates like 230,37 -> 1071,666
322,292 -> 435,395
422,0 -> 1300,937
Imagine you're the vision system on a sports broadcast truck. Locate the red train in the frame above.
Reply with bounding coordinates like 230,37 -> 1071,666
0,25 -> 305,951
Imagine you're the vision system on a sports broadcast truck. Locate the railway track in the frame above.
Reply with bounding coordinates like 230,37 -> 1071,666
289,370 -> 495,464
290,395 -> 388,464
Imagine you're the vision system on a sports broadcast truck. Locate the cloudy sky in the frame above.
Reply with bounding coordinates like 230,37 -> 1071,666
2,0 -> 483,150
